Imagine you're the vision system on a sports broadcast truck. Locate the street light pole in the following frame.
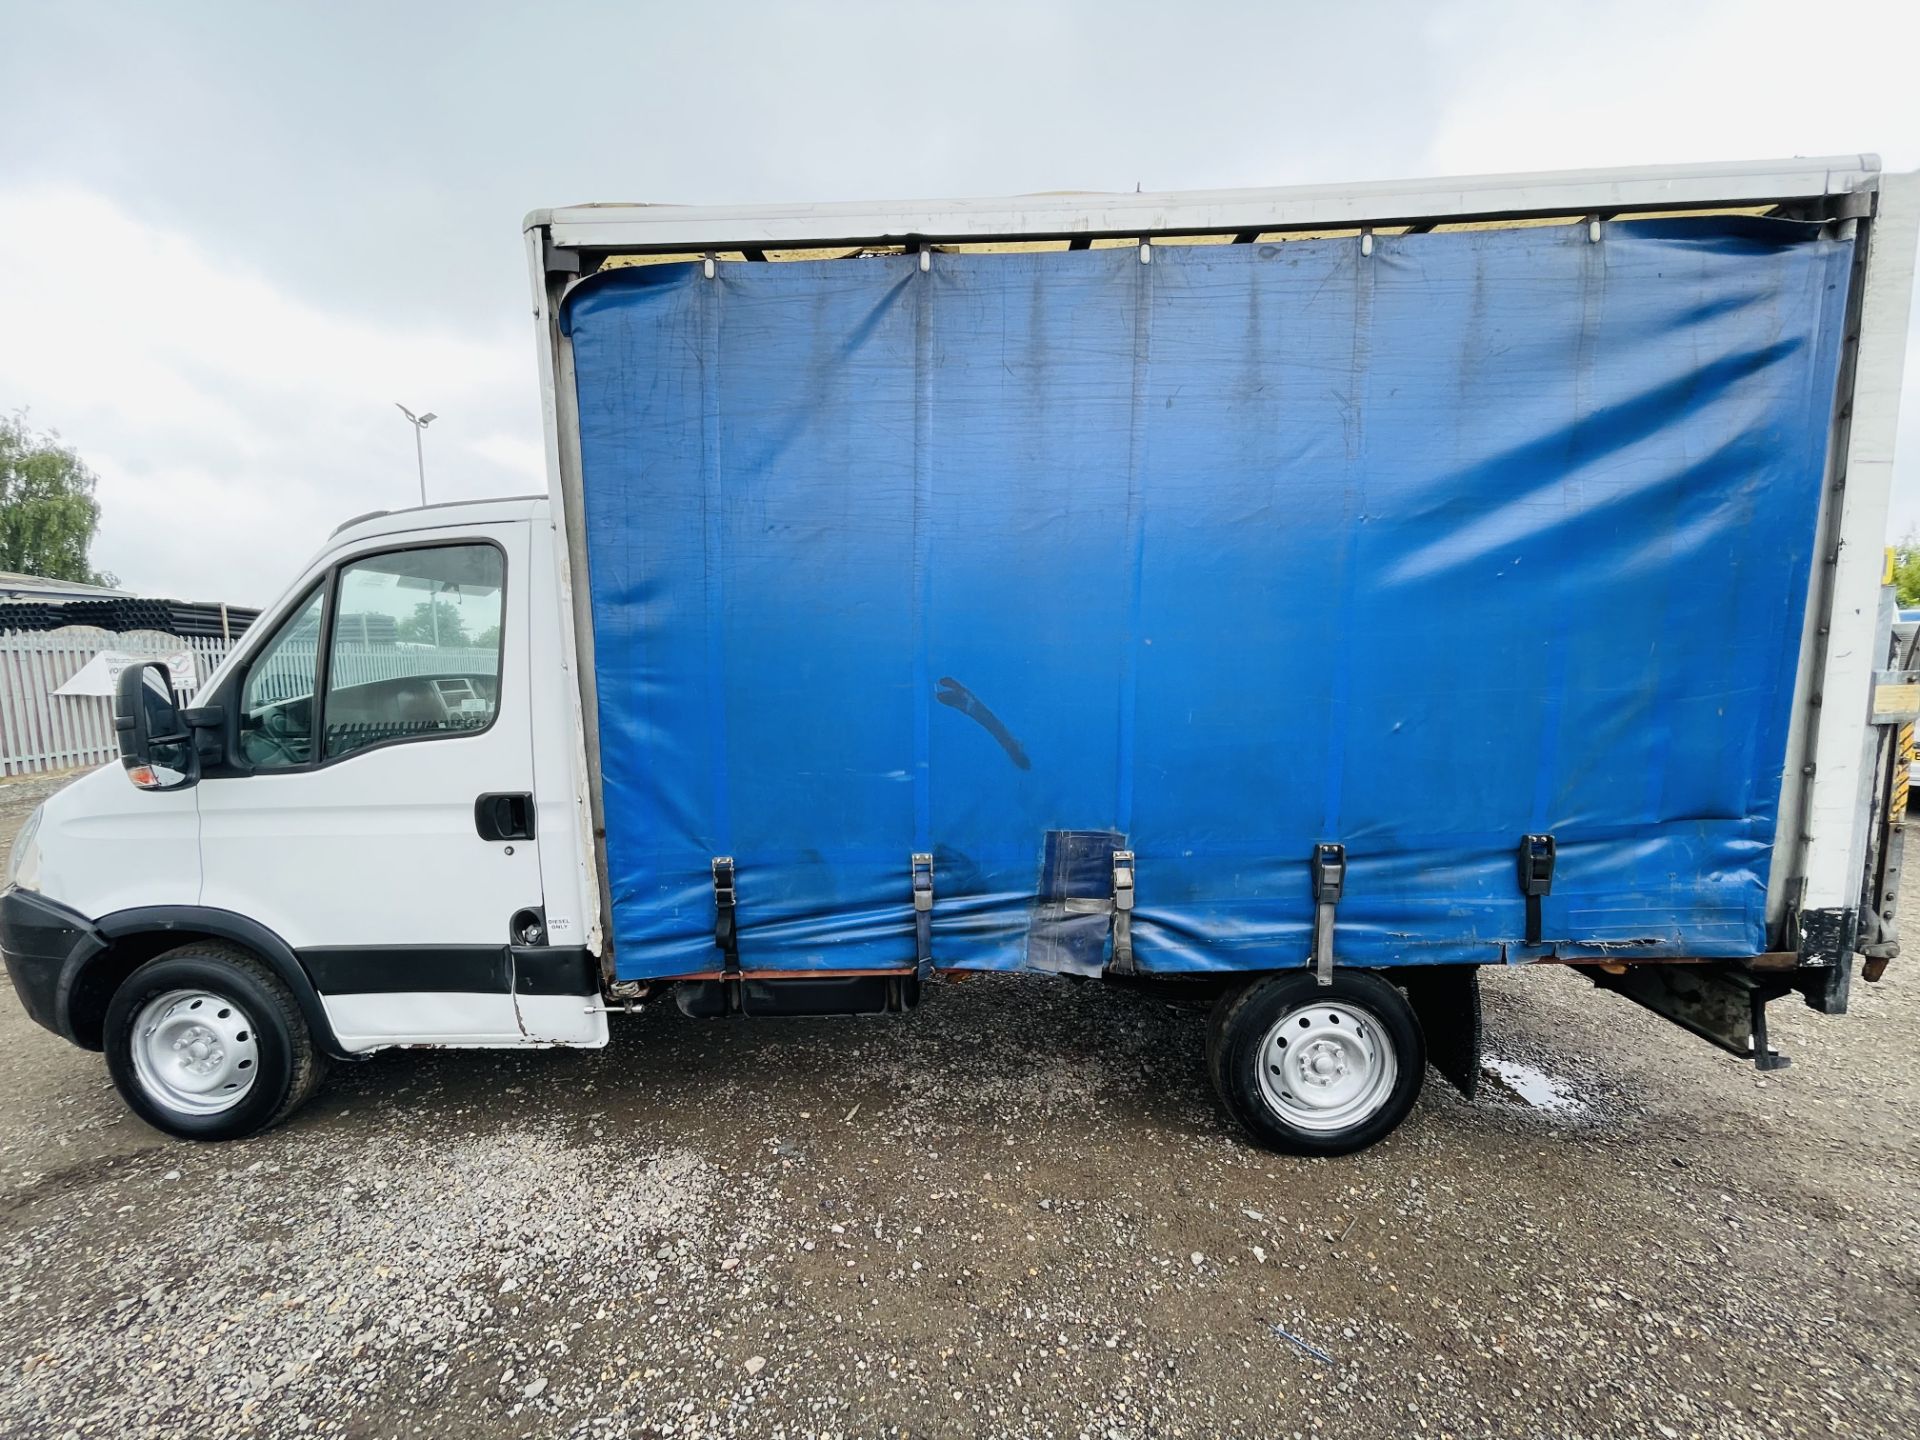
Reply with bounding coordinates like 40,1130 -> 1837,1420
394,403 -> 438,506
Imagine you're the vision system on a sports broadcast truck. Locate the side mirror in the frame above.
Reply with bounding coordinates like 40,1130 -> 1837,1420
114,661 -> 198,791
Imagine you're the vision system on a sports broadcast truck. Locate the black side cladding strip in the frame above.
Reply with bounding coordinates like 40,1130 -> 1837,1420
301,946 -> 597,995
934,677 -> 1031,770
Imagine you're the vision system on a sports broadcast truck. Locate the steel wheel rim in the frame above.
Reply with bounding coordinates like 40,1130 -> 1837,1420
1255,999 -> 1397,1133
130,989 -> 260,1116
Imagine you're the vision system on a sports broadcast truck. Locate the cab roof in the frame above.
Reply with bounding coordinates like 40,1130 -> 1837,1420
328,494 -> 548,546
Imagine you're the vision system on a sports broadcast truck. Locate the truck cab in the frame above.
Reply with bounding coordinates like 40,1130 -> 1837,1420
2,497 -> 606,1138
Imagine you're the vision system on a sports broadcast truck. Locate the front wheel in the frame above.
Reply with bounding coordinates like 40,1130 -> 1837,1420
104,941 -> 327,1141
1206,971 -> 1424,1156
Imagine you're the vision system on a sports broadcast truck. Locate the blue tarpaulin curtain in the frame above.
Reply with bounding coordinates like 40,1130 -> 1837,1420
562,218 -> 1852,982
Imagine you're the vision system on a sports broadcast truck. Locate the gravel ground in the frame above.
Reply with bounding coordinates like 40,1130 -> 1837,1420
1,769 -> 1916,1439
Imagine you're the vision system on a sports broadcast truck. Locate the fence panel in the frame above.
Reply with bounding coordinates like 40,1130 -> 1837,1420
0,631 -> 233,778
0,631 -> 500,777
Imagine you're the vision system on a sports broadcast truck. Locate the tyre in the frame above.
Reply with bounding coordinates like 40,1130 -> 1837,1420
1207,970 -> 1424,1156
103,941 -> 327,1141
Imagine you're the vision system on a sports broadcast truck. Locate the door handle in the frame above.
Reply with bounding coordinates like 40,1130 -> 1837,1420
475,792 -> 536,842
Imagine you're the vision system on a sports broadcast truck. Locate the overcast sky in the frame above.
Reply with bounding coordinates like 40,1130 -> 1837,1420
2,0 -> 1917,605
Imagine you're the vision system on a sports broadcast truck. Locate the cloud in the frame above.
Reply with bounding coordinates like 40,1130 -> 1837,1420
461,432 -> 547,485
0,186 -> 539,605
1424,0 -> 1918,176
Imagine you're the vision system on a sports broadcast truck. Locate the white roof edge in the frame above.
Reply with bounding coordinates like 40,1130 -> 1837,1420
327,494 -> 546,548
532,154 -> 1885,250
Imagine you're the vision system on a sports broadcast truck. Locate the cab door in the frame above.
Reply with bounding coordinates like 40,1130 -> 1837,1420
196,521 -> 574,1046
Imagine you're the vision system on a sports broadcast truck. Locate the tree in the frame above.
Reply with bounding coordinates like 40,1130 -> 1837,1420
396,597 -> 470,647
1893,532 -> 1920,609
0,412 -> 114,585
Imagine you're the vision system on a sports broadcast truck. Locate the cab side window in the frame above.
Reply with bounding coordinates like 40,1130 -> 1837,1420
237,586 -> 325,768
322,544 -> 505,760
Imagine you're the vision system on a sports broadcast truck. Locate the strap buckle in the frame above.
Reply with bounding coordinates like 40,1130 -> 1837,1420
1109,851 -> 1137,975
711,856 -> 739,976
1518,834 -> 1555,946
1311,843 -> 1345,986
911,852 -> 934,979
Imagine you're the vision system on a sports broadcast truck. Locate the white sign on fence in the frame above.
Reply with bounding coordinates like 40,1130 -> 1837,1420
3,632 -> 232,777
54,649 -> 199,698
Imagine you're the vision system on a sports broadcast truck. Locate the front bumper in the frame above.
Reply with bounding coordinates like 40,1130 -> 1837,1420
0,886 -> 103,1043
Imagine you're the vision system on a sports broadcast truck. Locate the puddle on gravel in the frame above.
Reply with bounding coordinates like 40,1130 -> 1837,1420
1482,1056 -> 1586,1116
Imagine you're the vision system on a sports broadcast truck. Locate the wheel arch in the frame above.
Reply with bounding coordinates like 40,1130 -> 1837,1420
69,908 -> 347,1059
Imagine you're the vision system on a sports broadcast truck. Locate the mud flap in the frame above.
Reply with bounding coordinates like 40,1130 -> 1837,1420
1400,965 -> 1481,1100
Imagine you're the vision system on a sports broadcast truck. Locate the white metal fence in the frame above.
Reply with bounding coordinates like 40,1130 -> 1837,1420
246,642 -> 502,705
0,630 -> 235,778
0,630 -> 504,777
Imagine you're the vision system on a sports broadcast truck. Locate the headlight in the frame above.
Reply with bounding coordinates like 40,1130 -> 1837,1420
5,804 -> 43,892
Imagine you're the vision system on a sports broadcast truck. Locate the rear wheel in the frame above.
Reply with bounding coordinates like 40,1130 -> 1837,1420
104,941 -> 326,1141
1207,970 -> 1424,1156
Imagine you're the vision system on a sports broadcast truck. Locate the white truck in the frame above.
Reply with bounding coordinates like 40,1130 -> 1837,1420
3,156 -> 1916,1154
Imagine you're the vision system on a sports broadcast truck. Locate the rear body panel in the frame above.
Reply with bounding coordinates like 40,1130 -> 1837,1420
558,217 -> 1853,983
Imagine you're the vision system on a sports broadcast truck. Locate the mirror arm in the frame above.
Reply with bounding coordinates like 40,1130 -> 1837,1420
185,704 -> 228,767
